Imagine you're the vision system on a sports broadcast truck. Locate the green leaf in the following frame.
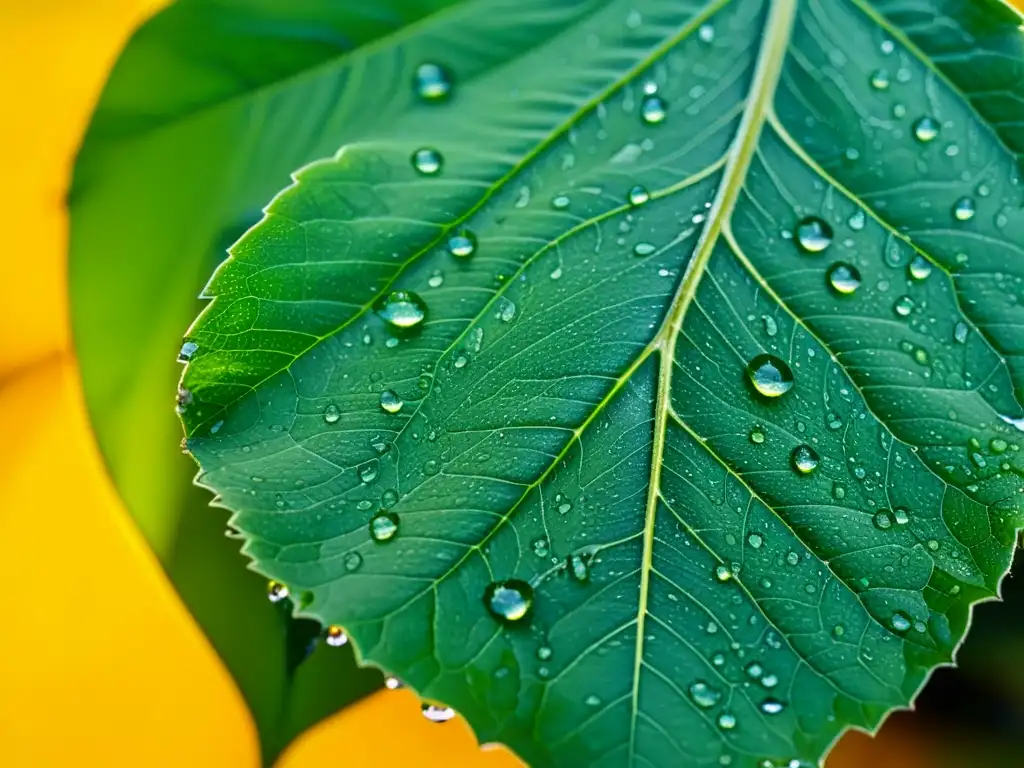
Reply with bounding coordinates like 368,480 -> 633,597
70,0 -> 491,761
181,0 -> 1024,765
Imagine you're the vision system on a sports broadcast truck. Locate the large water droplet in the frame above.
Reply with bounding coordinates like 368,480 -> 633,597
628,185 -> 650,206
908,255 -> 932,281
379,390 -> 404,414
688,681 -> 722,708
411,148 -> 443,175
375,290 -> 427,329
326,626 -> 348,647
795,217 -> 833,254
873,510 -> 893,530
483,579 -> 534,624
827,263 -> 861,295
952,197 -> 975,222
747,354 -> 794,398
891,612 -> 912,632
421,703 -> 456,723
267,581 -> 289,603
640,96 -> 667,124
748,533 -> 764,549
791,445 -> 819,474
953,321 -> 970,344
633,242 -> 656,257
324,403 -> 341,424
414,62 -> 452,101
369,511 -> 399,542
447,230 -> 477,258
912,116 -> 939,142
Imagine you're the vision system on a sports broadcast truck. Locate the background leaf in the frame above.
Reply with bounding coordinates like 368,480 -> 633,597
182,0 -> 1024,766
67,0 -> 507,761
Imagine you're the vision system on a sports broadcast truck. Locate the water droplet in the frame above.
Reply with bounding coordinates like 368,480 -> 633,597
689,681 -> 722,708
893,296 -> 914,317
640,96 -> 667,124
445,229 -> 477,258
715,564 -> 732,582
379,390 -> 404,414
358,461 -> 379,483
267,581 -> 289,603
324,403 -> 341,424
891,612 -> 912,632
385,676 -> 403,690
791,445 -> 819,474
551,194 -> 571,210
952,197 -> 975,222
749,428 -> 766,444
342,552 -> 363,573
912,116 -> 939,142
585,694 -> 601,707
795,217 -> 833,254
990,437 -> 1009,454
761,674 -> 779,689
745,662 -> 764,679
869,69 -> 890,89
568,553 -> 590,582
873,510 -> 893,530
881,39 -> 895,54
537,645 -> 553,661
832,624 -> 846,638
414,62 -> 452,101
628,185 -> 650,206
760,699 -> 785,715
326,626 -> 348,647
633,242 -> 656,257
483,579 -> 534,624
847,210 -> 866,231
375,290 -> 427,329
421,703 -> 456,723
369,511 -> 399,542
908,255 -> 932,281
827,263 -> 861,295
178,341 -> 198,362
717,713 -> 737,730
786,551 -> 800,566
698,24 -> 715,43
747,354 -> 794,398
748,533 -> 763,549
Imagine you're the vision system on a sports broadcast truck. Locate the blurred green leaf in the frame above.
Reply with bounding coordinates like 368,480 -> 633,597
67,0 -> 511,762
180,0 -> 1024,765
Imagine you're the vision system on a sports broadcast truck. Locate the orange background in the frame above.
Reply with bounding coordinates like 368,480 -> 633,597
3,0 -> 1003,765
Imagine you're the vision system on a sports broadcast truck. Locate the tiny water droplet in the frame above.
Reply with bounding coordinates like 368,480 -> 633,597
688,681 -> 722,708
749,428 -> 766,444
893,295 -> 914,317
869,69 -> 890,90
747,354 -> 794,398
832,624 -> 846,638
267,581 -> 289,603
952,197 -> 975,222
421,703 -> 456,723
715,564 -> 732,582
640,96 -> 667,124
369,511 -> 399,542
628,185 -> 650,206
748,533 -> 763,549
827,263 -> 861,295
447,230 -> 477,258
326,626 -> 348,647
786,551 -> 800,566
698,24 -> 715,43
483,579 -> 534,624
760,699 -> 785,715
379,390 -> 404,414
908,255 -> 932,281
953,322 -> 970,344
551,194 -> 571,210
912,116 -> 939,143
375,290 -> 427,329
324,403 -> 341,424
795,217 -> 833,254
847,210 -> 866,231
873,510 -> 893,530
385,676 -> 403,690
568,553 -> 590,582
382,488 -> 399,507
791,445 -> 819,474
585,694 -> 601,707
414,62 -> 452,101
344,551 -> 363,572
891,612 -> 912,632
633,242 -> 656,257
717,713 -> 737,730
745,662 -> 764,680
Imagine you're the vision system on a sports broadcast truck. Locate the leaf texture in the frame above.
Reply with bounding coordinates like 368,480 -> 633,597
181,0 -> 1024,765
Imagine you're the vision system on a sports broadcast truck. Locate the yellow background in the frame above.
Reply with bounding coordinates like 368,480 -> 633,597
5,0 -> 1011,765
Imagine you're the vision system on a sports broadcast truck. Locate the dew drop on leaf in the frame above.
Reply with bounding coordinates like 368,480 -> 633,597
568,553 -> 590,582
827,263 -> 861,295
483,579 -> 534,624
908,255 -> 932,281
891,612 -> 912,632
745,662 -> 764,679
715,564 -> 732,582
628,185 -> 650,206
952,197 -> 976,221
869,69 -> 890,90
447,230 -> 477,258
375,290 -> 427,329
421,703 -> 456,723
873,510 -> 893,530
369,511 -> 400,542
633,242 -> 656,257
893,295 -> 914,317
794,216 -> 833,254
385,676 -> 403,690
761,699 -> 785,715
551,194 -> 571,210
267,580 -> 289,603
323,403 -> 341,424
717,713 -> 737,730
411,147 -> 443,175
847,210 -> 866,231
749,427 -> 766,444
326,626 -> 349,647
698,23 -> 715,43
748,533 -> 763,549
747,354 -> 794,398
414,62 -> 452,101
640,95 -> 667,124
912,116 -> 939,142
344,552 -> 363,572
379,390 -> 404,414
688,681 -> 722,708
